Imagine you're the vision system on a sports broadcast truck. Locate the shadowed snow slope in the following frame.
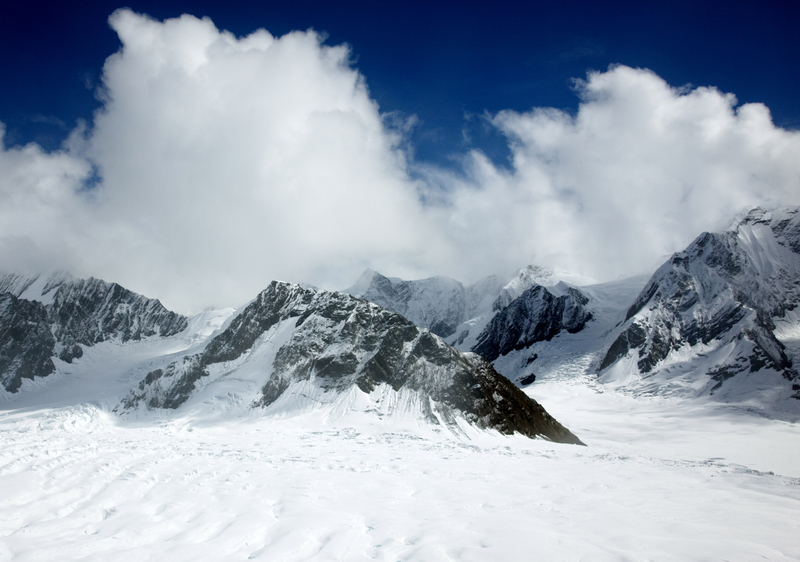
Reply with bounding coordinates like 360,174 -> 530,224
343,269 -> 505,339
120,281 -> 584,444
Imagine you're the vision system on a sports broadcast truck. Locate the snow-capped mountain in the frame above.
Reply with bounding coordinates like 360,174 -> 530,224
3,206 -> 797,425
344,207 -> 800,412
0,273 -> 583,443
121,281 -> 584,444
598,207 -> 800,403
343,269 -> 505,338
0,271 -> 188,393
345,266 -> 595,382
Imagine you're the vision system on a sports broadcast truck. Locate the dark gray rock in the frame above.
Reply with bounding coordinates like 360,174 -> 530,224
472,285 -> 592,362
0,293 -> 57,393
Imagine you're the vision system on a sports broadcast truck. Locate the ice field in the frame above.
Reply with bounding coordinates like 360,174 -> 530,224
2,374 -> 799,561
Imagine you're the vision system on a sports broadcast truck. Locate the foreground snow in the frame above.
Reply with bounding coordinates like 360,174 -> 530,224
2,377 -> 798,561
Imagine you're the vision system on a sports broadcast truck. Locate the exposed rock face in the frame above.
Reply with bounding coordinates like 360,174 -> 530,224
0,273 -> 188,392
599,207 -> 800,397
0,294 -> 56,392
123,282 -> 584,444
473,285 -> 592,362
49,277 -> 188,346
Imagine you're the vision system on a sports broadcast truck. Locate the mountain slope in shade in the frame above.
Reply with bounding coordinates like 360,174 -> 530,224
121,281 -> 584,444
472,284 -> 593,363
0,293 -> 57,392
0,272 -> 188,393
598,207 -> 800,403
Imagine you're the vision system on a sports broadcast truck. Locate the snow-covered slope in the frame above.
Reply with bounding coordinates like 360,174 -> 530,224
598,207 -> 800,407
343,269 -> 505,338
0,272 -> 188,393
121,281 -> 584,444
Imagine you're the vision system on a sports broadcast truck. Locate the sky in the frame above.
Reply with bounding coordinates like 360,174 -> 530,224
1,1 -> 799,313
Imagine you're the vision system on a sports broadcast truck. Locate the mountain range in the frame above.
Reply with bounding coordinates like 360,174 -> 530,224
345,206 -> 800,414
0,270 -> 583,444
2,206 -> 798,441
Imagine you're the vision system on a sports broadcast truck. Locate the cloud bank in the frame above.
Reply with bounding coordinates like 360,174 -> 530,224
0,11 -> 798,312
435,65 -> 800,282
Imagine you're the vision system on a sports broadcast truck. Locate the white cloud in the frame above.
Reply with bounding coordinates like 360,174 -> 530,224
0,124 -> 91,272
74,10 -> 445,311
432,65 -> 800,282
1,13 -> 798,313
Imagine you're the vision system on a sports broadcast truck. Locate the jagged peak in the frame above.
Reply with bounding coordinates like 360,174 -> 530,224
0,269 -> 75,304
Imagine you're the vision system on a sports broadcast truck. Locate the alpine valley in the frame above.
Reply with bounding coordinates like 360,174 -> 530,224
2,206 -> 800,561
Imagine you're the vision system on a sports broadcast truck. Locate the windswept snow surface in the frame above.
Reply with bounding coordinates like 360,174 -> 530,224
2,377 -> 799,559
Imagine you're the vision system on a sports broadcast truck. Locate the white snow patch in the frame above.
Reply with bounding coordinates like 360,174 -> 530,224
1,379 -> 799,561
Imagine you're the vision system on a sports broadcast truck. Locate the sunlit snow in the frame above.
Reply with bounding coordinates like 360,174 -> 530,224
1,311 -> 798,561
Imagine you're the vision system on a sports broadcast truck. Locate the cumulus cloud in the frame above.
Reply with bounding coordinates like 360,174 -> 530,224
7,10 -> 446,312
432,65 -> 800,282
0,124 -> 91,272
0,12 -> 798,312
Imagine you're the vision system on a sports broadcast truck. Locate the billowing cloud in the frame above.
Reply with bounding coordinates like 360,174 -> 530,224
433,65 -> 800,282
1,13 -> 798,313
0,124 -> 91,272
2,10 -> 448,311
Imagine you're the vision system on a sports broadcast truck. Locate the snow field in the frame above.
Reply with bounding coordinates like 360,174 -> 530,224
2,379 -> 799,561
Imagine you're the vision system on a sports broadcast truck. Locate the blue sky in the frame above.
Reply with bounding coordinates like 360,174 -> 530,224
1,1 -> 799,312
3,0 -> 799,167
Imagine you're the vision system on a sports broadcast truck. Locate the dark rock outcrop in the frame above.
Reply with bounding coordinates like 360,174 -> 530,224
473,285 -> 592,362
0,293 -> 57,392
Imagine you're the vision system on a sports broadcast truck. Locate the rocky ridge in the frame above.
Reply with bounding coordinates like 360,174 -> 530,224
0,272 -> 188,393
